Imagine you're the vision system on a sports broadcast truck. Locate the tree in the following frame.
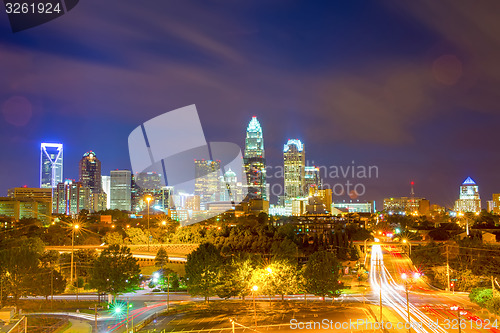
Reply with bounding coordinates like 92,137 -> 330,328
303,251 -> 342,301
185,243 -> 223,303
250,261 -> 299,301
30,267 -> 66,300
89,245 -> 141,300
103,231 -> 123,245
0,237 -> 44,312
155,247 -> 169,270
271,238 -> 297,264
125,228 -> 147,245
410,242 -> 445,267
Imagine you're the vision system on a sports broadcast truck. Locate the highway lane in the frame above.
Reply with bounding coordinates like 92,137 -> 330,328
371,244 -> 499,333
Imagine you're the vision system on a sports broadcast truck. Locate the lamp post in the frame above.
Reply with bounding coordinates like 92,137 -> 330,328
451,306 -> 462,333
146,196 -> 152,251
402,239 -> 411,256
252,285 -> 258,328
70,223 -> 80,287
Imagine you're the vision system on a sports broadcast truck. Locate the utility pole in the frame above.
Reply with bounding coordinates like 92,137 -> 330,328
51,269 -> 54,309
126,300 -> 130,333
446,245 -> 450,292
94,304 -> 98,333
492,276 -> 496,298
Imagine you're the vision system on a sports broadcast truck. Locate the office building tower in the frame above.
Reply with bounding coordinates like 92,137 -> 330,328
283,139 -> 305,199
40,143 -> 63,188
454,177 -> 481,213
102,175 -> 111,209
492,194 -> 500,214
110,170 -> 132,211
304,166 -> 321,192
131,172 -> 171,212
0,197 -> 52,225
8,187 -> 52,203
79,151 -> 106,212
194,159 -> 221,204
243,117 -> 267,200
52,180 -> 91,215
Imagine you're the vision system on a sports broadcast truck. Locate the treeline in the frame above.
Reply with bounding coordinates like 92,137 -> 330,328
410,239 -> 500,292
185,243 -> 343,302
0,236 -> 141,312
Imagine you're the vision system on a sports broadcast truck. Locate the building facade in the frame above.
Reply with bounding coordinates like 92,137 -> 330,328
40,143 -> 63,188
79,151 -> 106,212
0,197 -> 52,225
383,197 -> 429,215
194,159 -> 221,204
304,166 -> 321,193
454,177 -> 481,213
243,117 -> 267,200
284,139 -> 305,199
110,170 -> 132,211
53,180 -> 91,215
102,175 -> 111,209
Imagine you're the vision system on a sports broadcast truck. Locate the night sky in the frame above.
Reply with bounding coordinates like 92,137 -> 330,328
2,0 -> 500,209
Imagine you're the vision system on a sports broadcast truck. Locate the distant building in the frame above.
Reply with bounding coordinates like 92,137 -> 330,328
110,170 -> 132,211
40,143 -> 63,188
194,159 -> 221,204
79,151 -> 106,212
284,139 -> 305,199
0,197 -> 52,225
304,166 -> 321,193
8,187 -> 52,204
492,194 -> 500,214
332,200 -> 375,213
383,197 -> 430,215
52,180 -> 90,215
219,168 -> 244,202
131,172 -> 164,211
454,177 -> 481,213
243,117 -> 267,200
101,175 -> 111,209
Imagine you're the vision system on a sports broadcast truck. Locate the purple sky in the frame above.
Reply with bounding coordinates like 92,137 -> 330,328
1,0 -> 500,208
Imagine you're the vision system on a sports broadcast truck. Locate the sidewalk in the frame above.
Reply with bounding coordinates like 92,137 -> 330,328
61,319 -> 92,333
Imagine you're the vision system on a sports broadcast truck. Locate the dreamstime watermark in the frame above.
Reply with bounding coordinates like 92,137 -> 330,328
266,161 -> 379,199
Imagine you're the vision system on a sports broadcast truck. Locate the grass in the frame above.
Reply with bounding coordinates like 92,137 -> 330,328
17,300 -> 107,313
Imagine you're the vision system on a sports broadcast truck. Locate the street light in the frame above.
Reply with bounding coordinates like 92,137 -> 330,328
402,239 -> 411,256
146,195 -> 152,251
70,223 -> 80,287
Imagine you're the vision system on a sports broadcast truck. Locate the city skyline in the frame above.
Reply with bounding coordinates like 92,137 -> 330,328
2,1 -> 500,208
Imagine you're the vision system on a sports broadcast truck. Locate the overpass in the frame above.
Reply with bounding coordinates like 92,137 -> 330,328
45,244 -> 199,266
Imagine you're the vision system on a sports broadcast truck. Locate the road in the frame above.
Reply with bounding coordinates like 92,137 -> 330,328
370,244 -> 499,333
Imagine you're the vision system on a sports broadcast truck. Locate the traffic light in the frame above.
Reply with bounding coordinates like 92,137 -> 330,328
450,282 -> 454,288
110,302 -> 125,316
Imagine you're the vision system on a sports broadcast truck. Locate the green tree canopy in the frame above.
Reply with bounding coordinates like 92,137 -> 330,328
155,247 -> 169,270
185,243 -> 223,303
89,245 -> 141,300
302,250 -> 342,300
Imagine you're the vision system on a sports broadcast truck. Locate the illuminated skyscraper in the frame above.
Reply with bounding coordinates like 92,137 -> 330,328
304,166 -> 321,193
283,139 -> 305,199
110,170 -> 131,211
79,151 -> 106,212
40,143 -> 63,188
53,180 -> 90,215
244,117 -> 267,200
101,175 -> 111,209
194,159 -> 221,204
454,177 -> 481,213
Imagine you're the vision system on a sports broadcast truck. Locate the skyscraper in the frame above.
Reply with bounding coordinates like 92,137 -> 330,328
79,151 -> 105,212
304,166 -> 321,194
454,177 -> 481,213
194,159 -> 221,204
53,180 -> 91,215
110,170 -> 132,211
102,175 -> 111,209
283,139 -> 305,199
40,143 -> 63,188
244,117 -> 267,200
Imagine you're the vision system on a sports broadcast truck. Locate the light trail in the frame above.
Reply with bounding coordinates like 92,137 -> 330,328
370,245 -> 448,333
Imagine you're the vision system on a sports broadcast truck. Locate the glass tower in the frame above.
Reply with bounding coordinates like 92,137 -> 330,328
110,170 -> 132,211
40,143 -> 63,188
284,139 -> 305,199
244,117 -> 267,200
